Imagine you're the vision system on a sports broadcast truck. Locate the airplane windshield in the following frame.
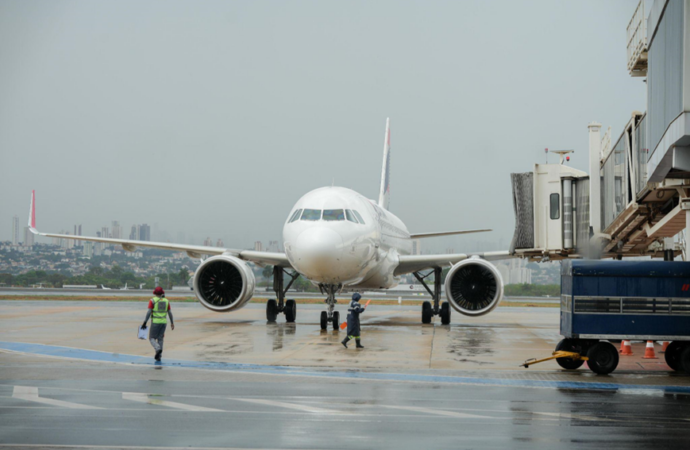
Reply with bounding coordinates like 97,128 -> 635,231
301,209 -> 321,221
352,210 -> 365,224
345,210 -> 358,223
288,209 -> 302,223
323,209 -> 345,221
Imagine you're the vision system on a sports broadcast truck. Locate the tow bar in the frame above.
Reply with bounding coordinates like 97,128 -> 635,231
521,351 -> 588,368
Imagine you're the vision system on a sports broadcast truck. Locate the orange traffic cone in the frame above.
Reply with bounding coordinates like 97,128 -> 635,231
620,340 -> 633,355
642,340 -> 658,359
660,341 -> 669,353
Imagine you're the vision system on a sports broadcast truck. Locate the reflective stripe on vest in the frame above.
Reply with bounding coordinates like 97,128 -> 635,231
151,297 -> 169,324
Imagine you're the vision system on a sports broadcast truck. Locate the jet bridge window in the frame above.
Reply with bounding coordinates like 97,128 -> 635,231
288,209 -> 302,223
550,193 -> 560,220
352,210 -> 365,224
301,209 -> 321,221
345,210 -> 358,223
323,209 -> 345,221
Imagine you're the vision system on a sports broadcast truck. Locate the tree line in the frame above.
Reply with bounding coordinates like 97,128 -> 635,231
0,265 -> 190,289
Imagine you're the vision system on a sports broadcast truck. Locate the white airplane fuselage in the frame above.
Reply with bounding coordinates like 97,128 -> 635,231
283,186 -> 412,289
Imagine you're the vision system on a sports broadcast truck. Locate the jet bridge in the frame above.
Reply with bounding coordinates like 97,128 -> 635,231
510,0 -> 690,262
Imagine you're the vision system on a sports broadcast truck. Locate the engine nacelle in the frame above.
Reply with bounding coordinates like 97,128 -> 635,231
193,255 -> 255,312
444,258 -> 503,316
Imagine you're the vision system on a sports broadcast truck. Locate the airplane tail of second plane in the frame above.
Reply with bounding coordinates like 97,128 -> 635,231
377,118 -> 391,211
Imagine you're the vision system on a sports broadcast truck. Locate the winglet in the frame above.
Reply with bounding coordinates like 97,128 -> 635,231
28,190 -> 38,234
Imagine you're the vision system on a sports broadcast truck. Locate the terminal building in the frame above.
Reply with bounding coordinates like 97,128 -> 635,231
510,0 -> 690,262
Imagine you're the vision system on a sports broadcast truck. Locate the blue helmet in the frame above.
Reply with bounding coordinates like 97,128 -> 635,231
352,293 -> 362,302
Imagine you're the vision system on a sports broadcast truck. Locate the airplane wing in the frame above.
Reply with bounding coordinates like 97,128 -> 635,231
26,190 -> 293,269
394,251 -> 512,275
409,229 -> 491,239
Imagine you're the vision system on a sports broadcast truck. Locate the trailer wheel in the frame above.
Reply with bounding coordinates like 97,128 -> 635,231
587,342 -> 619,375
555,339 -> 585,370
664,341 -> 685,372
679,346 -> 690,374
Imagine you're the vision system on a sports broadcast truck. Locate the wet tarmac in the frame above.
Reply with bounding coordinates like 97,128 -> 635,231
1,300 -> 690,449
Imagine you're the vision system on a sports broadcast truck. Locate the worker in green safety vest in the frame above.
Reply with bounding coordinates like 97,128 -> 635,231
141,287 -> 175,361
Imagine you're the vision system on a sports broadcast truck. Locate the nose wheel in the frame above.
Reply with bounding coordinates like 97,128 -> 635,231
319,284 -> 342,330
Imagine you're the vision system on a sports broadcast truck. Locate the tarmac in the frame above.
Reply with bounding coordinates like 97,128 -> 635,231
1,299 -> 690,449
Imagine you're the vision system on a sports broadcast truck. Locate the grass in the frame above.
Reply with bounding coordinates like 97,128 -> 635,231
0,295 -> 559,307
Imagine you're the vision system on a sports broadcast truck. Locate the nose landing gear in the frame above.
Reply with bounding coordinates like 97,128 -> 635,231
319,284 -> 342,330
414,267 -> 451,325
266,266 -> 300,323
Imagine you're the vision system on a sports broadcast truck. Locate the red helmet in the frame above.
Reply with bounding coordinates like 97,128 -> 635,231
153,287 -> 164,296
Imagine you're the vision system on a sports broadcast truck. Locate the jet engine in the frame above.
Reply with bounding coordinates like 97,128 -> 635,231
444,258 -> 503,316
193,255 -> 255,312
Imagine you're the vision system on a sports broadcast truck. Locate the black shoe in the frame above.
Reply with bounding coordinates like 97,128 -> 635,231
355,340 -> 364,349
155,350 -> 162,361
341,338 -> 349,348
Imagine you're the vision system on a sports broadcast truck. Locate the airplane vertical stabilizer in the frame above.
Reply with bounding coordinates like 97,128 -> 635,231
378,118 -> 391,210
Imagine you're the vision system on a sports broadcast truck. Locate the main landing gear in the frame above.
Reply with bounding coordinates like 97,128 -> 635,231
413,267 -> 451,325
319,284 -> 342,331
266,266 -> 300,323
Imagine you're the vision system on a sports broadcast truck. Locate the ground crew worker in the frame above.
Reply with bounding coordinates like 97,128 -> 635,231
342,293 -> 366,349
141,287 -> 174,361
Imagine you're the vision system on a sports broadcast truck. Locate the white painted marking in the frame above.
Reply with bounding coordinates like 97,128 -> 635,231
229,397 -> 343,414
122,392 -> 223,412
378,404 -> 492,419
12,386 -> 102,410
532,411 -> 613,422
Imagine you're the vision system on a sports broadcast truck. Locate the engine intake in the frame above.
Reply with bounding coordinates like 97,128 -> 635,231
444,258 -> 503,316
193,255 -> 255,312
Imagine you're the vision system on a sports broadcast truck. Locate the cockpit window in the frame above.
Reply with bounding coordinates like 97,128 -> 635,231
345,210 -> 358,223
301,209 -> 321,221
352,210 -> 365,224
323,209 -> 345,221
288,209 -> 302,223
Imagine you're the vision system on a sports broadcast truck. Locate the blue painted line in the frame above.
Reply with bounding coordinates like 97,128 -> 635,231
3,341 -> 690,394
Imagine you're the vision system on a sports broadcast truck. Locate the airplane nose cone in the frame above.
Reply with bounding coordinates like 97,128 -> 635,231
293,228 -> 343,281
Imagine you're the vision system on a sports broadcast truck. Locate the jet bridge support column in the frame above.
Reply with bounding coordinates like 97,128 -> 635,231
588,122 -> 602,240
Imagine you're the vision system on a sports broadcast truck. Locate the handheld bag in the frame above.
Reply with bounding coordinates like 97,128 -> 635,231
137,325 -> 148,340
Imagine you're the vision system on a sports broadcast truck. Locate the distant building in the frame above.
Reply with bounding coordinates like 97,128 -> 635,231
254,241 -> 263,251
495,259 -> 532,285
78,224 -> 82,236
11,216 -> 19,245
138,224 -> 151,241
203,237 -> 213,246
23,227 -> 34,247
111,221 -> 122,239
129,225 -> 137,240
216,239 -> 224,247
83,241 -> 93,258
101,227 -> 110,240
412,239 -> 421,255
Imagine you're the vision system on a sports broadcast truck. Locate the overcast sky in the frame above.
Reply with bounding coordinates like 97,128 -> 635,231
0,0 -> 646,252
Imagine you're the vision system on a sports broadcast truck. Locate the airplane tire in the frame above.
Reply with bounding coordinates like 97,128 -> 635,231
440,302 -> 451,325
266,299 -> 278,322
332,311 -> 340,331
422,301 -> 432,324
555,339 -> 585,370
285,299 -> 296,323
587,342 -> 619,375
320,311 -> 328,330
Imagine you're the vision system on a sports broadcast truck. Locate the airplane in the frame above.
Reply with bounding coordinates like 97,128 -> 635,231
27,118 -> 509,329
100,285 -> 111,290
